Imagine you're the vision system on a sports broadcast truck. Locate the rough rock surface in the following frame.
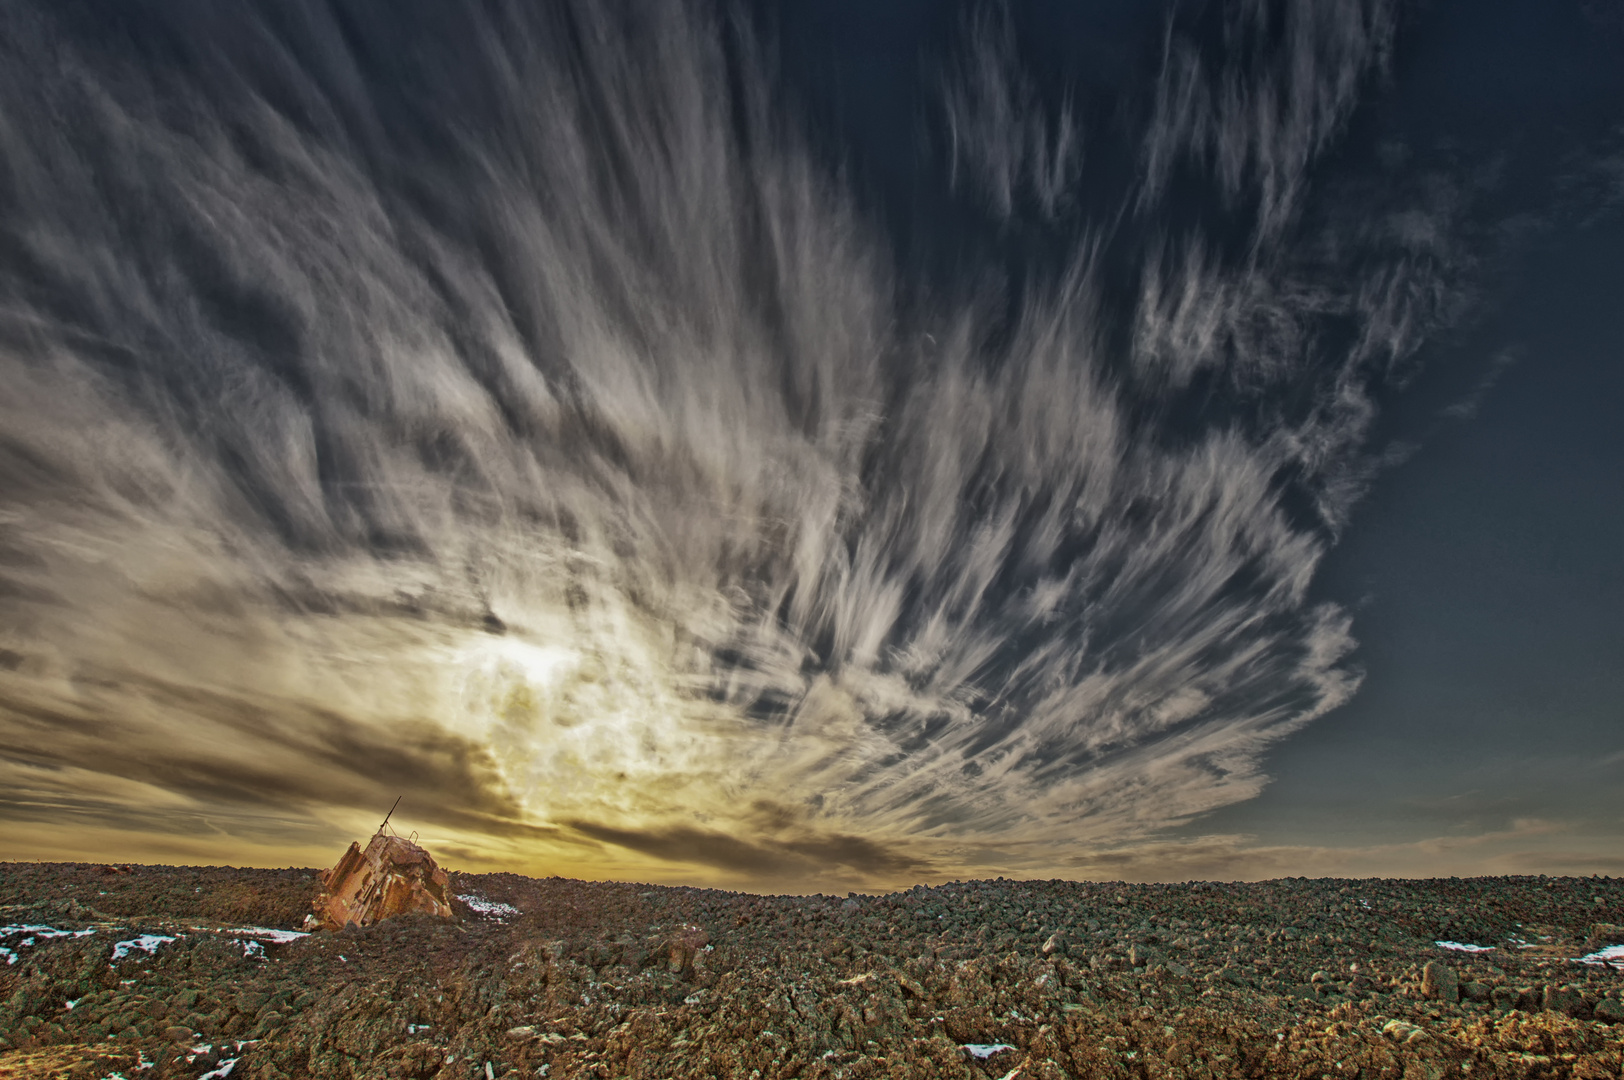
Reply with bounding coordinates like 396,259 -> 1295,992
2,863 -> 1621,1079
1422,961 -> 1460,1003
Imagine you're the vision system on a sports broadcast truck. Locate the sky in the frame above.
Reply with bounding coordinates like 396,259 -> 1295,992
1,0 -> 1621,893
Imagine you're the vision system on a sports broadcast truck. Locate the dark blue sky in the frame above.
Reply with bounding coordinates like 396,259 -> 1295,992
1207,212 -> 1624,864
746,0 -> 1624,875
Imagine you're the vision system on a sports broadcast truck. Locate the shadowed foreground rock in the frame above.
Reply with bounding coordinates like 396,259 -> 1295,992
1,865 -> 1621,1078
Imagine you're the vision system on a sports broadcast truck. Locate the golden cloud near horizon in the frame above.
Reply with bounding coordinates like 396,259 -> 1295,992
3,605 -> 1619,894
5,741 -> 1620,895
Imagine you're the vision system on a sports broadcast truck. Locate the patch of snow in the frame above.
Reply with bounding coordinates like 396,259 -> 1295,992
962,1044 -> 1016,1059
233,927 -> 308,944
2,923 -> 97,939
199,1059 -> 237,1080
1575,944 -> 1624,967
187,924 -> 307,944
172,923 -> 308,960
457,894 -> 521,920
1435,941 -> 1495,952
0,946 -> 15,965
111,934 -> 177,960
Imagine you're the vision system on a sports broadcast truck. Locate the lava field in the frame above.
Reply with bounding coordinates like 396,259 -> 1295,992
1,863 -> 1621,1079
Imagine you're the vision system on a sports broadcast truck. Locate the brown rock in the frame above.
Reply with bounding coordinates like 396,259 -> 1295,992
1420,961 -> 1457,1003
658,924 -> 711,978
1586,923 -> 1623,948
1542,984 -> 1588,1019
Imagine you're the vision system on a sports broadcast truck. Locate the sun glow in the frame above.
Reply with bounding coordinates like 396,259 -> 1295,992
451,626 -> 708,826
463,636 -> 580,693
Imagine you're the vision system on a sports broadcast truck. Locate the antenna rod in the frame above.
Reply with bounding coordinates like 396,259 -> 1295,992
379,795 -> 402,834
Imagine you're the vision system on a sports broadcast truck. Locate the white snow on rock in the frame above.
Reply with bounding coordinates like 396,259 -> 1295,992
1434,940 -> 1495,952
182,923 -> 309,956
215,925 -> 308,958
233,926 -> 308,944
1,923 -> 96,939
0,923 -> 96,964
111,934 -> 177,959
962,1043 -> 1016,1059
457,894 -> 521,919
1575,944 -> 1624,967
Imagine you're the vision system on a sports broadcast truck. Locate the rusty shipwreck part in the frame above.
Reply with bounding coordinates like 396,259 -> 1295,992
307,828 -> 455,931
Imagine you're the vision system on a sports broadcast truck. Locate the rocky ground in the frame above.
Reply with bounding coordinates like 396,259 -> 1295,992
1,863 -> 1620,1080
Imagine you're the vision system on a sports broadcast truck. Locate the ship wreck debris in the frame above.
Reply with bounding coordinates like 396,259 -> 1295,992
307,804 -> 454,931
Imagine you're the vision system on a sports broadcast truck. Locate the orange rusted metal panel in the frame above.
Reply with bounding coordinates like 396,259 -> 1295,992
308,828 -> 454,931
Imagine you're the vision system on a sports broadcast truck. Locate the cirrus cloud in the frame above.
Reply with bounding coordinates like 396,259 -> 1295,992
0,0 -> 1487,887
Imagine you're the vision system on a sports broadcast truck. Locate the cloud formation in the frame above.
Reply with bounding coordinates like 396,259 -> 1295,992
0,0 -> 1486,886
940,7 -> 1083,220
1055,818 -> 1624,884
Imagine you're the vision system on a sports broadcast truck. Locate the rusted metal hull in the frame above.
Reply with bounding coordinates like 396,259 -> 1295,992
309,829 -> 454,931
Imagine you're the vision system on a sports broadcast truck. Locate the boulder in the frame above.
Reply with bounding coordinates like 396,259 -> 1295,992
647,924 -> 711,978
1586,923 -> 1623,948
1542,985 -> 1589,1019
1420,961 -> 1458,1003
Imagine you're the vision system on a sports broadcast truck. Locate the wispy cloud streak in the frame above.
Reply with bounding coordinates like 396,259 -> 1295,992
0,0 -> 1477,885
941,7 -> 1082,221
